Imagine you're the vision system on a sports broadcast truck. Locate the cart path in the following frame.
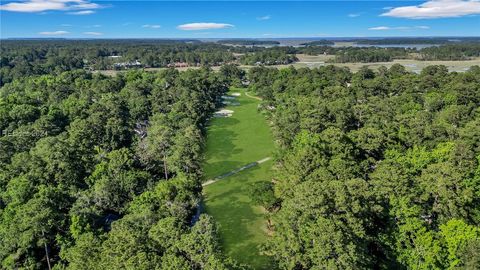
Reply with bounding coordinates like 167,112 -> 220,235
245,91 -> 263,101
202,156 -> 272,187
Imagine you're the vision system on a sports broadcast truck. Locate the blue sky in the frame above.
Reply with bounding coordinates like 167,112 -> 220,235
1,1 -> 479,38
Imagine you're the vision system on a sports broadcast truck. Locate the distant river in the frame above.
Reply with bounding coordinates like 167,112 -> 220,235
229,39 -> 441,49
275,41 -> 439,49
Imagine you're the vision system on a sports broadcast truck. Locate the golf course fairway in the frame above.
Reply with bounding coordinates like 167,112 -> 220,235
202,88 -> 275,269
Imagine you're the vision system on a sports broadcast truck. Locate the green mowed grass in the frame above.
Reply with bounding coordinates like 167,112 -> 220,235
202,88 -> 275,269
203,88 -> 274,180
203,161 -> 274,269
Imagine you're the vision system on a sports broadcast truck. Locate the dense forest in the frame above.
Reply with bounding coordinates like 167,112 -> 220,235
418,44 -> 480,60
0,40 -> 236,85
0,40 -> 291,86
303,45 -> 480,63
1,39 -> 480,269
0,67 -> 251,269
329,47 -> 410,63
2,40 -> 480,86
240,50 -> 298,65
299,40 -> 335,46
247,64 -> 480,269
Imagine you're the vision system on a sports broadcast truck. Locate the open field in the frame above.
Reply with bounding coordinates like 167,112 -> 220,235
290,56 -> 480,72
296,53 -> 335,62
202,88 -> 275,269
326,58 -> 480,72
272,54 -> 480,72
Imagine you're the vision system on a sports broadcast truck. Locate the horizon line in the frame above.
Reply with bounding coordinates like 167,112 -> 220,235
2,35 -> 480,40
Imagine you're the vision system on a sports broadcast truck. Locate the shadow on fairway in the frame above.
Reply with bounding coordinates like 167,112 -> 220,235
203,160 -> 245,180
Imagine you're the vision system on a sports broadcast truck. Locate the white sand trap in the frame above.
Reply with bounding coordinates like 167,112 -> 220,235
214,109 -> 234,117
218,109 -> 234,114
230,92 -> 241,97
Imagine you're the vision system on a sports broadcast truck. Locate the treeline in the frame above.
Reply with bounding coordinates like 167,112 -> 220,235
0,40 -> 294,86
299,40 -> 335,46
2,40 -> 480,86
326,45 -> 480,63
301,44 -> 480,63
217,39 -> 280,46
417,43 -> 480,60
330,47 -> 410,63
248,64 -> 480,269
0,40 -> 237,86
0,68 -> 247,269
240,48 -> 298,65
352,37 -> 480,45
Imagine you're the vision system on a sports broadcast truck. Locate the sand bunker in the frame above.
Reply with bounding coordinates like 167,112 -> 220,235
214,109 -> 234,117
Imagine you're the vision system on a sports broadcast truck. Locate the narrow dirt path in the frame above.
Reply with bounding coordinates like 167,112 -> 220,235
202,157 -> 271,187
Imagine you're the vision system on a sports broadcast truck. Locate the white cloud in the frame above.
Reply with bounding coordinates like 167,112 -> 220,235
38,30 -> 69,35
348,13 -> 361,18
1,1 -> 65,12
142,24 -> 161,29
67,10 -> 95,15
257,15 -> 271,20
60,24 -> 72,27
177,22 -> 234,31
368,26 -> 391,31
381,0 -> 480,19
73,2 -> 99,9
83,31 -> 102,35
0,0 -> 101,13
368,25 -> 431,30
